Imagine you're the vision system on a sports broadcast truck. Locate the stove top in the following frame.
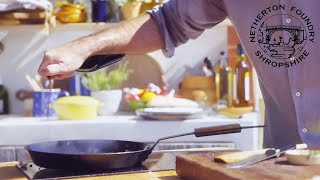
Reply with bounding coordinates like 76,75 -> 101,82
16,151 -> 192,180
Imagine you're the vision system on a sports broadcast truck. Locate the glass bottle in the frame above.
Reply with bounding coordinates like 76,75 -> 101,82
234,44 -> 251,107
215,51 -> 233,108
218,51 -> 233,108
139,0 -> 162,14
0,76 -> 9,114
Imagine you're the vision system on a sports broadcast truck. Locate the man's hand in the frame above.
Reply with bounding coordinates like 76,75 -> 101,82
38,44 -> 88,80
38,14 -> 164,80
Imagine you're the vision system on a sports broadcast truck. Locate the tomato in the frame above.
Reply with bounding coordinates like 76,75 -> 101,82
140,91 -> 157,102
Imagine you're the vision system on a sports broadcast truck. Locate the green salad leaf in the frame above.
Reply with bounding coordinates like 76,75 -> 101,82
81,62 -> 133,91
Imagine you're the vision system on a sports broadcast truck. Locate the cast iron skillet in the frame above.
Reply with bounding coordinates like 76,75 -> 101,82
25,124 -> 264,170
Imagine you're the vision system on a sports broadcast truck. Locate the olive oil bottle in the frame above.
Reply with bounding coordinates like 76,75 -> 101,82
0,76 -> 9,114
139,0 -> 163,14
215,51 -> 233,108
234,44 -> 251,107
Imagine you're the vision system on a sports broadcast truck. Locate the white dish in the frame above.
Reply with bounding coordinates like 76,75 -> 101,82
286,149 -> 320,165
135,107 -> 204,120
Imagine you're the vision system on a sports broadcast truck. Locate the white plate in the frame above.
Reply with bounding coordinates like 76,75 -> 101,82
286,149 -> 320,165
135,107 -> 204,120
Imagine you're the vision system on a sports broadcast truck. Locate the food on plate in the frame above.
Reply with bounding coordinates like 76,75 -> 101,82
140,91 -> 157,102
124,83 -> 186,110
147,96 -> 198,108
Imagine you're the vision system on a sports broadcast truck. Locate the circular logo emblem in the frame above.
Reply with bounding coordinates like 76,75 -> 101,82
257,14 -> 307,60
249,5 -> 315,68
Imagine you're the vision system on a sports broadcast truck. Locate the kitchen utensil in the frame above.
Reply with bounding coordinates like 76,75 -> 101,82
0,42 -> 3,55
286,149 -> 320,165
18,150 -> 177,180
18,148 -> 215,180
226,144 -> 296,168
32,88 -> 69,117
76,54 -> 126,73
34,75 -> 44,89
176,150 -> 320,180
202,57 -> 213,76
25,123 -> 265,170
25,75 -> 42,91
46,79 -> 54,119
51,95 -> 102,120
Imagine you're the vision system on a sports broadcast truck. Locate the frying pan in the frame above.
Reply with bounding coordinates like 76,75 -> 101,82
25,123 -> 264,170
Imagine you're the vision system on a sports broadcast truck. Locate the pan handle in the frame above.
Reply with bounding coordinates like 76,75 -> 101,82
194,123 -> 242,137
147,123 -> 265,151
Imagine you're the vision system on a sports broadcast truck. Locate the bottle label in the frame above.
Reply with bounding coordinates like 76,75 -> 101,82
228,72 -> 233,107
215,73 -> 220,101
245,72 -> 250,101
0,100 -> 3,113
233,74 -> 237,101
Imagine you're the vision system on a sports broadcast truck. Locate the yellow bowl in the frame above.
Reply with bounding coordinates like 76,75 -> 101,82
56,11 -> 87,23
52,96 -> 102,120
60,4 -> 85,11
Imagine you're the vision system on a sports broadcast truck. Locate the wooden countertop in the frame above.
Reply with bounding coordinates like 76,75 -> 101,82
0,162 -> 181,180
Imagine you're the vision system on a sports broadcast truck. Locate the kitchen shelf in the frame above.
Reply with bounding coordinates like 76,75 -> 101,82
0,22 -> 118,32
0,19 -> 232,32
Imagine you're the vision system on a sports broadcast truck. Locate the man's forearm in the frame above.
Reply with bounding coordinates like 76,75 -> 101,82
75,14 -> 165,57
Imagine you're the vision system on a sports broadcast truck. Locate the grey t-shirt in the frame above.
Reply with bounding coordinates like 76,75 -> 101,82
148,0 -> 320,149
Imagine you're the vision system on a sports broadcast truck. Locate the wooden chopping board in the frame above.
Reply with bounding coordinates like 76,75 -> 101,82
176,152 -> 320,180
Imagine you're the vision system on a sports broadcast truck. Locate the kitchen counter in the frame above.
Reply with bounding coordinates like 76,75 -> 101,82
0,112 -> 259,150
0,147 -> 233,179
0,162 -> 181,180
0,112 -> 260,162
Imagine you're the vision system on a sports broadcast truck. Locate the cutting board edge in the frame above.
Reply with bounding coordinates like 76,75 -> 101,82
176,154 -> 241,180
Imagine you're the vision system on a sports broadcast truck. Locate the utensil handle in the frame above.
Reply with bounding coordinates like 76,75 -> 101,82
76,54 -> 125,73
194,123 -> 242,137
275,144 -> 296,157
